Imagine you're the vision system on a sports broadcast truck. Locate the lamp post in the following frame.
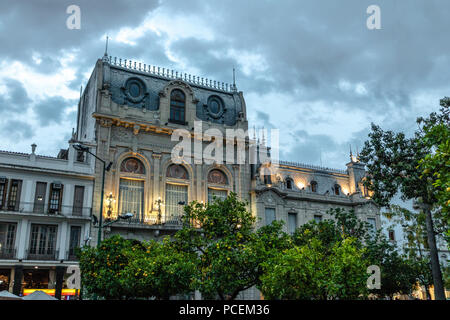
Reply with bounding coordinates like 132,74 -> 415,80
73,144 -> 113,247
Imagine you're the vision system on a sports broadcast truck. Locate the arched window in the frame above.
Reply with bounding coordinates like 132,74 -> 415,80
166,164 -> 189,179
169,89 -> 186,124
310,181 -> 318,193
263,168 -> 272,185
334,184 -> 341,195
165,164 -> 189,224
120,157 -> 145,174
118,157 -> 146,221
207,169 -> 228,203
286,178 -> 293,190
207,169 -> 228,185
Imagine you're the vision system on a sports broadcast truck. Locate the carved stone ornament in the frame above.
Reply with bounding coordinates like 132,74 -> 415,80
99,118 -> 113,127
207,169 -> 228,185
120,157 -> 145,174
166,164 -> 189,179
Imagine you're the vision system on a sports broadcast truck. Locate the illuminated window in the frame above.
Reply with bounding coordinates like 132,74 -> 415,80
118,179 -> 144,220
169,89 -> 186,124
334,184 -> 341,195
165,184 -> 187,223
48,183 -> 63,214
310,181 -> 318,193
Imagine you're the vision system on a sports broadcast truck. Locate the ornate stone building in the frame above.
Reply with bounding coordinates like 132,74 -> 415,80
74,54 -> 380,298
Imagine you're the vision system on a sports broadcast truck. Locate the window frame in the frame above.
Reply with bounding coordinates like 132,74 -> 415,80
169,89 -> 186,125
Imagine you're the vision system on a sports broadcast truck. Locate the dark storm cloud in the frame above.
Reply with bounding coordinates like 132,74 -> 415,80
0,78 -> 32,113
0,0 -> 448,166
1,120 -> 34,141
0,0 -> 159,62
34,96 -> 76,126
163,0 -> 450,114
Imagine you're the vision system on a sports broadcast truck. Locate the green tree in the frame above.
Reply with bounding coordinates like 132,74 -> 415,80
259,237 -> 368,300
121,238 -> 198,299
173,192 -> 289,300
78,235 -> 143,299
417,98 -> 450,243
359,101 -> 448,299
365,232 -> 420,299
388,205 -> 434,299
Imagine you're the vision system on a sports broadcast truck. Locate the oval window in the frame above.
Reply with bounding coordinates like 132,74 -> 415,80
129,83 -> 141,97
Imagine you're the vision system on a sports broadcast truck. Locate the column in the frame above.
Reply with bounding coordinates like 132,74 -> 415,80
232,164 -> 240,198
59,222 -> 68,260
196,164 -> 202,202
16,219 -> 28,259
152,153 -> 161,203
55,266 -> 65,300
12,265 -> 23,296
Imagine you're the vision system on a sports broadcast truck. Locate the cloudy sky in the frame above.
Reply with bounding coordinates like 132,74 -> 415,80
0,0 -> 448,170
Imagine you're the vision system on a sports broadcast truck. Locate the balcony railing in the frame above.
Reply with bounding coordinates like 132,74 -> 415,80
0,202 -> 91,217
0,247 -> 16,259
66,250 -> 79,261
26,249 -> 59,261
113,213 -> 183,226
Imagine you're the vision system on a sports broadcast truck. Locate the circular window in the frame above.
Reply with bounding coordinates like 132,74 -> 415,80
129,83 -> 141,97
206,96 -> 225,119
123,77 -> 146,103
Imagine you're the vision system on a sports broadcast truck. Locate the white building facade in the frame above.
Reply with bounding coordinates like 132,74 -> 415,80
0,142 -> 94,298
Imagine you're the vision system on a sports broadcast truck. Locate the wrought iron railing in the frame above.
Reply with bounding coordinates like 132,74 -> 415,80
0,247 -> 16,259
66,250 -> 79,261
0,202 -> 91,217
112,213 -> 183,226
279,160 -> 348,174
26,249 -> 59,261
106,56 -> 236,93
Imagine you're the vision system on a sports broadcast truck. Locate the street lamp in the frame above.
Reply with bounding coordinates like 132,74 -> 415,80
73,144 -> 113,247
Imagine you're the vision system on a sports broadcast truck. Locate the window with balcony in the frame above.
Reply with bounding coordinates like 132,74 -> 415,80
0,177 -> 7,209
165,184 -> 187,223
48,183 -> 63,214
28,224 -> 57,260
169,89 -> 186,124
68,226 -> 81,260
7,179 -> 22,211
165,164 -> 189,224
118,179 -> 144,220
72,186 -> 85,216
33,182 -> 47,213
0,222 -> 16,259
